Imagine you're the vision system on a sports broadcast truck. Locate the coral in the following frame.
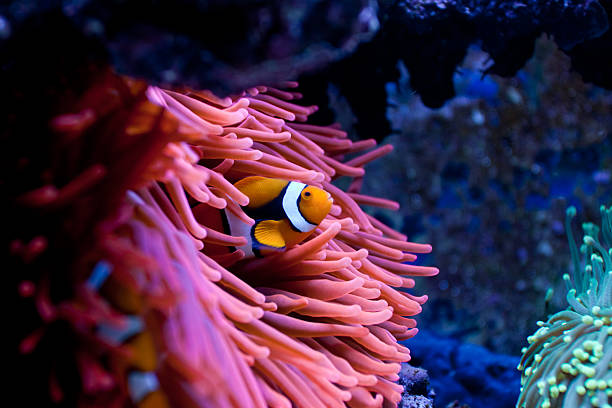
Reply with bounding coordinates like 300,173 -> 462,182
10,69 -> 437,407
517,206 -> 612,408
362,36 -> 612,354
398,364 -> 435,408
400,395 -> 433,408
399,364 -> 431,397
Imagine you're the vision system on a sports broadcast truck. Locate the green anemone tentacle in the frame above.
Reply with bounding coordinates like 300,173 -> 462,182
517,206 -> 612,408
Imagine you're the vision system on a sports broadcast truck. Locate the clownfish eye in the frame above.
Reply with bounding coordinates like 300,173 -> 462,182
303,191 -> 311,199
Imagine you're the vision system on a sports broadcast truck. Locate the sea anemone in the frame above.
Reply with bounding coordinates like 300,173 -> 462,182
517,206 -> 612,408
12,71 -> 437,407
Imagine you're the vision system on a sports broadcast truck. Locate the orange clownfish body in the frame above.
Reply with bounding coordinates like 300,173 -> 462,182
227,176 -> 333,257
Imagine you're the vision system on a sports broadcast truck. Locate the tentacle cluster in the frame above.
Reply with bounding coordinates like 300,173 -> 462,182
14,74 -> 437,407
517,206 -> 612,408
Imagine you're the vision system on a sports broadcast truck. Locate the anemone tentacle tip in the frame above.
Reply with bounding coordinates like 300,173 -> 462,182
518,206 -> 612,408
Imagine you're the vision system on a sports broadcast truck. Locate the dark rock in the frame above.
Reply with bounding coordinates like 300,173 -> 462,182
0,0 -> 379,95
298,0 -> 610,141
399,364 -> 435,408
389,0 -> 610,87
403,330 -> 521,408
566,0 -> 612,89
401,394 -> 434,408
400,364 -> 431,396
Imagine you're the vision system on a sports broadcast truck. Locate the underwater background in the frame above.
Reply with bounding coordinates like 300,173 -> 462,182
323,35 -> 612,407
370,36 -> 612,354
4,1 -> 611,408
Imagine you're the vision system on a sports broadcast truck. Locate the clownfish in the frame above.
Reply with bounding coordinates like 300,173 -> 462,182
87,261 -> 170,408
216,176 -> 332,257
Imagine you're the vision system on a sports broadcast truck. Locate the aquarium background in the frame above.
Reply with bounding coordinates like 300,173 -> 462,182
314,34 -> 612,407
357,36 -> 612,407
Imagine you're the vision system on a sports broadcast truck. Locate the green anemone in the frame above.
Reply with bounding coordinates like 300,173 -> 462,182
517,206 -> 612,408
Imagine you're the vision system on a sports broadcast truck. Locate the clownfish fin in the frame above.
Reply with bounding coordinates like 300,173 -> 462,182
138,389 -> 170,408
234,176 -> 288,208
253,220 -> 286,248
233,175 -> 269,190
